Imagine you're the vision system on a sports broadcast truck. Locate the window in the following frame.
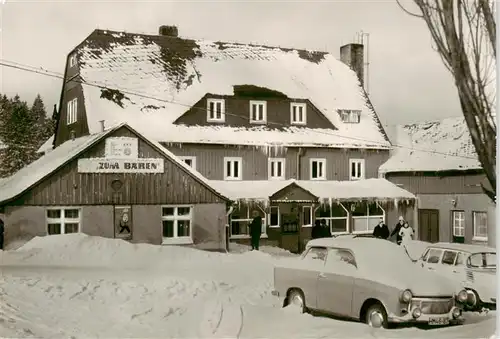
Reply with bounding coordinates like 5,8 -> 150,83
161,206 -> 193,244
473,211 -> 488,241
66,98 -> 78,125
452,211 -> 465,239
315,203 -> 348,233
46,208 -> 80,235
268,206 -> 280,228
69,54 -> 77,68
207,99 -> 225,122
441,250 -> 458,265
351,202 -> 385,233
349,159 -> 365,180
339,109 -> 361,123
425,248 -> 443,264
455,252 -> 466,266
326,248 -> 357,268
249,100 -> 267,123
268,158 -> 285,180
310,158 -> 326,180
302,247 -> 327,262
302,206 -> 312,227
229,205 -> 266,238
224,157 -> 242,180
468,252 -> 496,268
178,156 -> 196,170
290,103 -> 307,125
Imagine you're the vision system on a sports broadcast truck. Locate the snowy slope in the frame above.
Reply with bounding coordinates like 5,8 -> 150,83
0,234 -> 495,338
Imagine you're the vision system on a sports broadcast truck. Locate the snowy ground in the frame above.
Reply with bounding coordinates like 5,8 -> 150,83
0,234 -> 496,338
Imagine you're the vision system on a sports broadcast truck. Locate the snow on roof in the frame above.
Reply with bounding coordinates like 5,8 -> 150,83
77,29 -> 390,149
0,123 -> 229,205
209,178 -> 415,203
36,135 -> 54,154
379,117 -> 481,173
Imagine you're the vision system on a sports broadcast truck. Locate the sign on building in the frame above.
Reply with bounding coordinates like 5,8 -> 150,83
78,158 -> 164,173
105,137 -> 139,159
115,206 -> 132,240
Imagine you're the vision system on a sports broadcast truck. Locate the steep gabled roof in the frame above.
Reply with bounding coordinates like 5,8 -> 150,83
379,117 -> 481,173
75,29 -> 390,149
0,123 -> 230,205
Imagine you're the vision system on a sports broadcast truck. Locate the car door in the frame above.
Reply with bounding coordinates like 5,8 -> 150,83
299,246 -> 328,309
439,250 -> 462,279
420,248 -> 444,272
316,248 -> 356,316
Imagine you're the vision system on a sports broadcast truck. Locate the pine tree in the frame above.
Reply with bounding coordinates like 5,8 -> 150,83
0,95 -> 38,177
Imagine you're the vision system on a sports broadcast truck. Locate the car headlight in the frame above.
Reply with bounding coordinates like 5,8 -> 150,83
400,289 -> 413,303
457,289 -> 468,303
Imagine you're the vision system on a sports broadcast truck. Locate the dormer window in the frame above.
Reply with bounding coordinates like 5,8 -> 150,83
69,54 -> 77,68
339,109 -> 361,123
207,98 -> 225,122
249,100 -> 267,124
290,103 -> 306,125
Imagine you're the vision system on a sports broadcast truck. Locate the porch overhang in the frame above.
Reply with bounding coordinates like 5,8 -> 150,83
208,178 -> 416,206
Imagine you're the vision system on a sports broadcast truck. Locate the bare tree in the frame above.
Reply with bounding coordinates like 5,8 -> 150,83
397,0 -> 497,203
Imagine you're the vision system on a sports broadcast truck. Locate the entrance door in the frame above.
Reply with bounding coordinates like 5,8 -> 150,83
418,209 -> 439,243
115,206 -> 133,240
279,205 -> 301,253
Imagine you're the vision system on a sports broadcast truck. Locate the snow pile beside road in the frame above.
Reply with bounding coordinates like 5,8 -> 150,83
229,242 -> 297,257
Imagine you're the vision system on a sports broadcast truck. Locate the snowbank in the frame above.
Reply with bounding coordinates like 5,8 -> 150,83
229,242 -> 297,257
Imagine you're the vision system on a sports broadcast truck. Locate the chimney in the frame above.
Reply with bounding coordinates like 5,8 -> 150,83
340,43 -> 364,86
159,25 -> 178,37
99,120 -> 105,132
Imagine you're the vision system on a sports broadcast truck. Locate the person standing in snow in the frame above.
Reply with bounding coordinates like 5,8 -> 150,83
0,218 -> 4,250
399,222 -> 414,247
390,216 -> 405,245
320,219 -> 332,238
311,220 -> 322,239
249,210 -> 262,250
372,219 -> 389,239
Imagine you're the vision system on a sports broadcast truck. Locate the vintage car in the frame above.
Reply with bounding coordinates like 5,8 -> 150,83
417,243 -> 496,311
272,237 -> 468,328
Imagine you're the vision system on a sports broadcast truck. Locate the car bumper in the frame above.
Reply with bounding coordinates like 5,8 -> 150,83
389,306 -> 462,325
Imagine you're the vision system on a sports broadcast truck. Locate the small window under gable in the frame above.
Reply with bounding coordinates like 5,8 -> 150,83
249,100 -> 267,124
290,103 -> 307,125
69,53 -> 77,68
339,109 -> 361,123
178,156 -> 197,170
66,98 -> 78,125
207,98 -> 225,122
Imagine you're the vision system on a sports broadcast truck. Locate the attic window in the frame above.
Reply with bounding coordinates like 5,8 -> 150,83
290,103 -> 307,125
250,100 -> 267,124
69,54 -> 77,68
339,109 -> 361,123
207,99 -> 225,122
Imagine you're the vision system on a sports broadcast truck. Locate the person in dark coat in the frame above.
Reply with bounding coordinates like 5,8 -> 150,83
311,220 -> 322,239
320,219 -> 332,238
373,219 -> 389,239
249,210 -> 262,250
0,218 -> 4,250
390,216 -> 405,244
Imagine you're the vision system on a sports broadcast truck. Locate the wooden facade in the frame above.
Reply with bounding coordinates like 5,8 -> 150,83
12,127 -> 226,206
165,143 -> 390,181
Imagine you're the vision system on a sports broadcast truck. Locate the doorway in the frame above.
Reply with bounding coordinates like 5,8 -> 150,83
418,209 -> 439,243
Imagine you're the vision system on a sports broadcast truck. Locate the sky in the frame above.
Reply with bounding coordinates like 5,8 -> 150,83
0,0 -> 462,125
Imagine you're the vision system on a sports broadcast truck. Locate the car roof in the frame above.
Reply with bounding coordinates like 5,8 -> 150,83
425,242 -> 496,254
306,236 -> 397,251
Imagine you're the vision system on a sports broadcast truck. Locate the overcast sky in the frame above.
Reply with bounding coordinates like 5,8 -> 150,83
0,0 -> 461,125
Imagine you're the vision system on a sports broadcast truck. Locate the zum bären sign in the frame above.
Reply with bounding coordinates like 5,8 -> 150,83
78,158 -> 164,173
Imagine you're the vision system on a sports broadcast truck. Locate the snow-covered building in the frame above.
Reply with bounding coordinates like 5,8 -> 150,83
379,117 -> 495,247
0,123 -> 230,251
30,25 -> 417,252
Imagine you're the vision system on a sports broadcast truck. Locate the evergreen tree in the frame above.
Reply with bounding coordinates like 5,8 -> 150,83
30,94 -> 49,145
0,95 -> 38,177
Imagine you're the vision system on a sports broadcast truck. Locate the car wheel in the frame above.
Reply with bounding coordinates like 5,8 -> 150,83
286,289 -> 306,313
365,303 -> 389,329
465,289 -> 481,311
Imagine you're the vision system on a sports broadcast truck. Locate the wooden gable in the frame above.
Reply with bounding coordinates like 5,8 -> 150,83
270,182 -> 318,202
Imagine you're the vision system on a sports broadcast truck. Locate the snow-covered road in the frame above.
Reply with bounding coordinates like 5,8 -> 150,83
0,234 -> 496,338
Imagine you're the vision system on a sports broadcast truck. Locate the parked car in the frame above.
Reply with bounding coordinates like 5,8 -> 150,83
272,237 -> 468,328
416,243 -> 496,311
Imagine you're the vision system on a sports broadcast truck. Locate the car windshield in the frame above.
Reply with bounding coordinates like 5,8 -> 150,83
468,252 -> 496,268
